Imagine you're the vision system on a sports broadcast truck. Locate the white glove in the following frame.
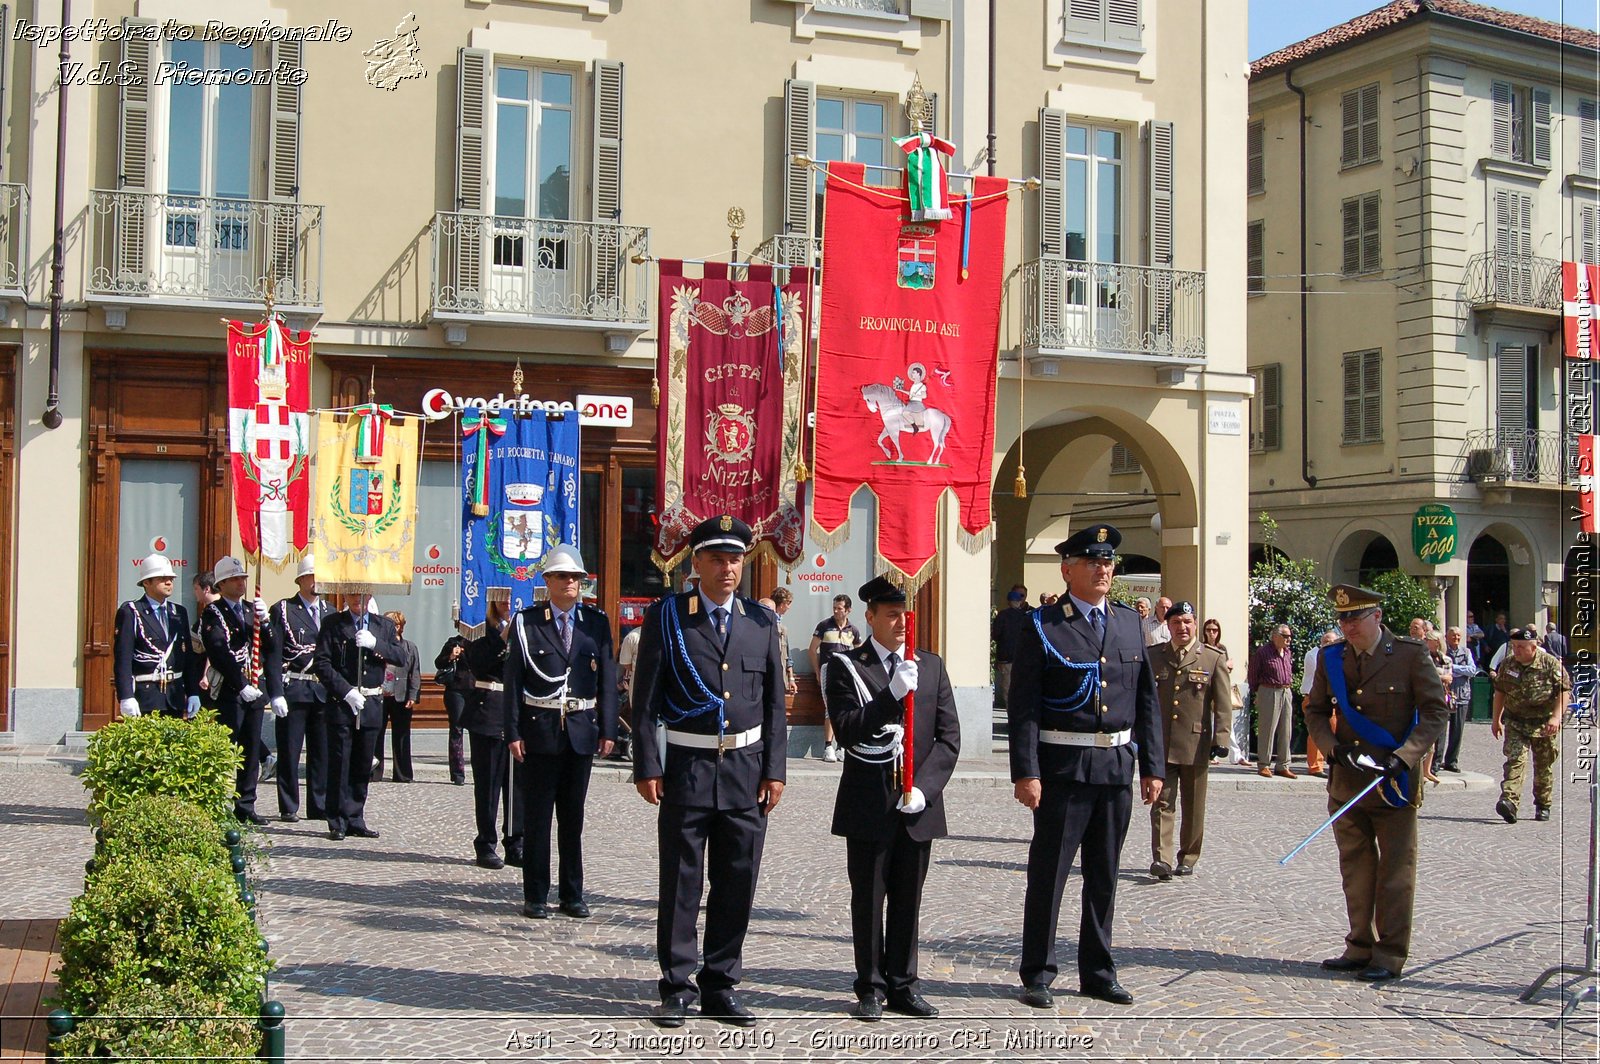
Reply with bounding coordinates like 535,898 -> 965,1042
119,697 -> 141,718
897,786 -> 927,815
254,596 -> 269,622
270,696 -> 289,719
355,629 -> 377,650
239,684 -> 263,703
344,688 -> 365,715
185,696 -> 201,719
887,659 -> 920,701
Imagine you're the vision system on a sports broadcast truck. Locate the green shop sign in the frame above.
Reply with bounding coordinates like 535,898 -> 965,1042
1412,504 -> 1458,565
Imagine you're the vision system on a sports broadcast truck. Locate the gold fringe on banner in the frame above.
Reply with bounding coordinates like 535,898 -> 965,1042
807,516 -> 852,555
875,552 -> 939,598
956,522 -> 995,555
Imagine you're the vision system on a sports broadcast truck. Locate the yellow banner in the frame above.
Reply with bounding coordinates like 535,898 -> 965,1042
310,410 -> 420,594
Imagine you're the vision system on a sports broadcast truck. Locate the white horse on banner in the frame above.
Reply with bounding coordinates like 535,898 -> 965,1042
860,383 -> 952,465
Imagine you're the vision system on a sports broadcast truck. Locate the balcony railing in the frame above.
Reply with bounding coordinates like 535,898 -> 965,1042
1462,251 -> 1562,313
751,233 -> 820,270
1023,257 -> 1206,361
0,183 -> 28,296
88,190 -> 323,308
1456,429 -> 1571,485
431,212 -> 649,327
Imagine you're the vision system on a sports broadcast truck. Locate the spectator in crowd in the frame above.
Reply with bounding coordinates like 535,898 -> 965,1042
1248,625 -> 1296,779
1542,622 -> 1569,665
1464,611 -> 1485,655
991,585 -> 1031,709
1421,631 -> 1452,785
1203,619 -> 1249,766
809,593 -> 863,762
1300,629 -> 1339,778
434,631 -> 470,785
1440,626 -> 1477,773
1145,597 -> 1172,647
1408,617 -> 1434,640
768,587 -> 800,696
374,610 -> 422,782
1482,612 -> 1511,663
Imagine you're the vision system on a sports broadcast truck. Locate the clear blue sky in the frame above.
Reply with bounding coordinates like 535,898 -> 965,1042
1250,0 -> 1600,60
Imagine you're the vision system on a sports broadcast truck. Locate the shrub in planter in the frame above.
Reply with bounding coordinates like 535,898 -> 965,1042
49,981 -> 259,1061
96,794 -> 230,868
80,710 -> 242,826
56,853 -> 270,1017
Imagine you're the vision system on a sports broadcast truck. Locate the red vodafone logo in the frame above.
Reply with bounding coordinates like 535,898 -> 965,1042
427,544 -> 442,560
814,553 -> 827,567
151,535 -> 168,552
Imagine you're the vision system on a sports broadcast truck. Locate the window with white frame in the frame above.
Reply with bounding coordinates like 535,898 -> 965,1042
813,95 -> 893,236
1342,193 -> 1380,276
491,65 -> 575,268
1342,349 -> 1382,445
1063,123 -> 1123,263
1062,0 -> 1141,49
1491,80 -> 1552,166
1247,220 -> 1264,295
1250,364 -> 1281,453
163,40 -> 256,250
1340,84 -> 1379,168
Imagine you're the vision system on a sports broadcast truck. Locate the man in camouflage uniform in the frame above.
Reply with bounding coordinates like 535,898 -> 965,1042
1491,626 -> 1571,824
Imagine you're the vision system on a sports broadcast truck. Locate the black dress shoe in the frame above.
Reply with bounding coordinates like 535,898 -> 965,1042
1534,806 -> 1551,822
238,810 -> 269,826
1149,860 -> 1173,881
280,813 -> 301,823
1174,863 -> 1194,877
651,996 -> 690,1028
521,903 -> 548,919
853,997 -> 883,1022
328,828 -> 346,841
1441,764 -> 1460,773
504,850 -> 525,868
451,775 -> 467,786
1357,965 -> 1399,982
560,901 -> 591,919
702,992 -> 756,1027
1020,983 -> 1054,1008
1082,982 -> 1134,1005
1320,955 -> 1368,972
886,993 -> 938,1018
1495,798 -> 1518,824
475,853 -> 505,870
347,825 -> 380,838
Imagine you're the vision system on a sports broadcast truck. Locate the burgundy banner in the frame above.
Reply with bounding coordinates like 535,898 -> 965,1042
653,261 -> 812,571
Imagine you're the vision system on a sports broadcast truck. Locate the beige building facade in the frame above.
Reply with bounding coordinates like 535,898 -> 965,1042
1247,1 -> 1597,640
0,0 -> 1247,746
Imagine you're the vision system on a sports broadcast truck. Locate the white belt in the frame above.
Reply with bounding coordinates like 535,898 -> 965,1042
133,671 -> 176,683
287,670 -> 320,682
523,693 -> 595,712
476,680 -> 504,692
1040,728 -> 1132,748
666,725 -> 761,751
356,686 -> 384,697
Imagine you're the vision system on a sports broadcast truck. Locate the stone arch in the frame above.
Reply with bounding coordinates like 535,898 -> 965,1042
1466,519 -> 1543,628
1328,524 -> 1404,585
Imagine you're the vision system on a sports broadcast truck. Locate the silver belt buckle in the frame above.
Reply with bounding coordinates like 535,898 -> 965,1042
563,698 -> 580,713
1095,731 -> 1113,748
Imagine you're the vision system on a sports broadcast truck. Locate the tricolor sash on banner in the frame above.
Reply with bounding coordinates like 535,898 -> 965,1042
311,410 -> 421,594
459,411 -> 581,637
226,317 -> 312,565
811,161 -> 1008,589
1564,260 -> 1599,361
653,260 -> 811,571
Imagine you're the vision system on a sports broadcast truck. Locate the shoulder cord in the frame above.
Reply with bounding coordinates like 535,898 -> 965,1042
1030,609 -> 1099,713
514,613 -> 570,698
660,598 -> 726,737
207,602 -> 251,666
830,654 -> 904,765
125,602 -> 178,671
275,602 -> 317,666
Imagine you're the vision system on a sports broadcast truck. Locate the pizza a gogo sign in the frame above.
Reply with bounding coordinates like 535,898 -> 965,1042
420,389 -> 634,428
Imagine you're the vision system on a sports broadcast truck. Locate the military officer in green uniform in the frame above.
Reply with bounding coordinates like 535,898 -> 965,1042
1147,601 -> 1232,880
1491,625 -> 1571,824
1303,584 -> 1448,983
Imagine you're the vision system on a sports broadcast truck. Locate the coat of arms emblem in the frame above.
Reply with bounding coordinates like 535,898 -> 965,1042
704,403 -> 757,466
897,224 -> 937,290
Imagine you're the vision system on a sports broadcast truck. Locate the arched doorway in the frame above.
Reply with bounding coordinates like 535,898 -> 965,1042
1357,537 -> 1399,585
1468,534 -> 1510,626
1330,528 -> 1398,586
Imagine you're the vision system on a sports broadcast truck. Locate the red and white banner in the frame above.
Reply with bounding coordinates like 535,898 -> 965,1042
1564,260 -> 1599,361
1579,434 -> 1597,535
653,261 -> 812,571
811,161 -> 1008,589
227,317 -> 312,564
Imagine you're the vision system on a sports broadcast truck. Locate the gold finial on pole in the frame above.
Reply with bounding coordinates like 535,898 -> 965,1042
512,358 -> 525,395
367,365 -> 376,405
905,72 -> 933,134
727,206 -> 746,264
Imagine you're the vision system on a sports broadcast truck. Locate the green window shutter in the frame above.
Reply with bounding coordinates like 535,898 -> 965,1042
1262,363 -> 1282,450
1247,220 -> 1263,294
1246,120 -> 1264,194
1362,349 -> 1381,442
1361,193 -> 1380,273
1342,352 -> 1362,443
1342,198 -> 1361,275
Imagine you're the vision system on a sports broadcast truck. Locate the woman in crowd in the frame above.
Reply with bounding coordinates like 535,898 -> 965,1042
375,610 -> 422,782
1204,618 -> 1249,765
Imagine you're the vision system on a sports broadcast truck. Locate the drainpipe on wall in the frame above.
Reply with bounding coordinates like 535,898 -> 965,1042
1285,67 -> 1314,488
42,0 -> 70,430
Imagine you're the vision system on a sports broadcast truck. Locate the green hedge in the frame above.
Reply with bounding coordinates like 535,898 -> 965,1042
80,710 -> 242,826
48,982 -> 260,1061
96,795 -> 230,868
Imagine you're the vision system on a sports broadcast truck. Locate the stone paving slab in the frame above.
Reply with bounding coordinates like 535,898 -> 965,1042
0,722 -> 1593,1061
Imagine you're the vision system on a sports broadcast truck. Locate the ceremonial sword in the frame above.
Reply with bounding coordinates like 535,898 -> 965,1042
1278,756 -> 1388,866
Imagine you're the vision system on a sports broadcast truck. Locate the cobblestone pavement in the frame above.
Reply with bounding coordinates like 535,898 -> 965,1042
2,721 -> 1597,1062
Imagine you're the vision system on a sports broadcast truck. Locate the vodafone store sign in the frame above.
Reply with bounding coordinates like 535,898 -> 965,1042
421,389 -> 634,428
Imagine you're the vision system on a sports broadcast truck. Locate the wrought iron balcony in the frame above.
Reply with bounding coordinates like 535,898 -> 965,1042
0,183 -> 28,297
751,233 -> 820,270
1462,252 -> 1562,314
88,190 -> 323,310
430,212 -> 649,328
1456,429 -> 1571,486
1023,257 -> 1206,363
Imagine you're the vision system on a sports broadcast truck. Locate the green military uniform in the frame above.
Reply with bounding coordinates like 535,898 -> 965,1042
1493,644 -> 1570,816
1303,585 -> 1448,978
1148,635 -> 1231,874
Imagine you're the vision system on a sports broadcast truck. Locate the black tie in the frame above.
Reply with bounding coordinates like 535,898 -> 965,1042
712,606 -> 729,646
154,603 -> 168,641
1089,608 -> 1105,638
885,651 -> 899,678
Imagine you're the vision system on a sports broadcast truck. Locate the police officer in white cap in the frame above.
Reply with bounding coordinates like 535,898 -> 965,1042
263,554 -> 331,822
113,554 -> 201,720
201,555 -> 275,824
505,543 -> 618,918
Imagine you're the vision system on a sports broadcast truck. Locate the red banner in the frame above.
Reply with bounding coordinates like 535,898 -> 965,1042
1564,260 -> 1599,361
653,261 -> 812,571
812,162 -> 1008,588
227,317 -> 312,564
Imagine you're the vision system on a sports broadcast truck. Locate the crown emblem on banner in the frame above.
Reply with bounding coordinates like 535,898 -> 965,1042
257,357 -> 288,402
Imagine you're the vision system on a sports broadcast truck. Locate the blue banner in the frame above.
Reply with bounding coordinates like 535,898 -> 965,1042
459,411 -> 581,634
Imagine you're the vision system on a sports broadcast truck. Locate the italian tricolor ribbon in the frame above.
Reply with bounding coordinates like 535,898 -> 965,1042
462,411 -> 507,516
352,403 -> 393,465
895,131 -> 957,222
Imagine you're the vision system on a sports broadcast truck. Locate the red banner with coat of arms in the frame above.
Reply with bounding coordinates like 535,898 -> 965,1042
811,161 -> 1009,589
226,317 -> 312,565
653,261 -> 812,571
